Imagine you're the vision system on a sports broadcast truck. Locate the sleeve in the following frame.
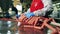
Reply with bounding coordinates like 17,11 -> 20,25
41,0 -> 53,12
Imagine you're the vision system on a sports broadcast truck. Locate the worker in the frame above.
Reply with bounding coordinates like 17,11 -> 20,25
17,0 -> 53,26
24,0 -> 53,18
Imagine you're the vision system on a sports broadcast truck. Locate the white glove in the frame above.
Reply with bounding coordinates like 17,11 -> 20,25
17,22 -> 21,26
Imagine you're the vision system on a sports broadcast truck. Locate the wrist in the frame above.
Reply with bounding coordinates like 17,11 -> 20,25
25,12 -> 35,18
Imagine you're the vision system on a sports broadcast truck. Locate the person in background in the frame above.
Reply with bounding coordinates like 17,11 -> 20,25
11,5 -> 20,19
11,5 -> 21,26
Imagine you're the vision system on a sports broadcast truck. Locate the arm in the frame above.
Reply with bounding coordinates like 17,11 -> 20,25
51,22 -> 60,26
33,0 -> 53,16
50,18 -> 60,26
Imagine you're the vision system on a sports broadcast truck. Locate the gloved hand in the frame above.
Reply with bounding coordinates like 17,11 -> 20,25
25,12 -> 35,18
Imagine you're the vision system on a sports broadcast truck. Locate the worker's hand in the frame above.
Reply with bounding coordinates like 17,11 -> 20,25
25,12 -> 35,18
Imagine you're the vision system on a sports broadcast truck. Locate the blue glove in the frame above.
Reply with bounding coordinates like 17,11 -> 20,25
25,12 -> 35,18
16,14 -> 20,18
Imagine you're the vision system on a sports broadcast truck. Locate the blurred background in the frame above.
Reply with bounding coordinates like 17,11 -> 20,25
0,0 -> 60,34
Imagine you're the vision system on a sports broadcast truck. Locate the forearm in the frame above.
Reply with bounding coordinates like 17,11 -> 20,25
51,22 -> 60,26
